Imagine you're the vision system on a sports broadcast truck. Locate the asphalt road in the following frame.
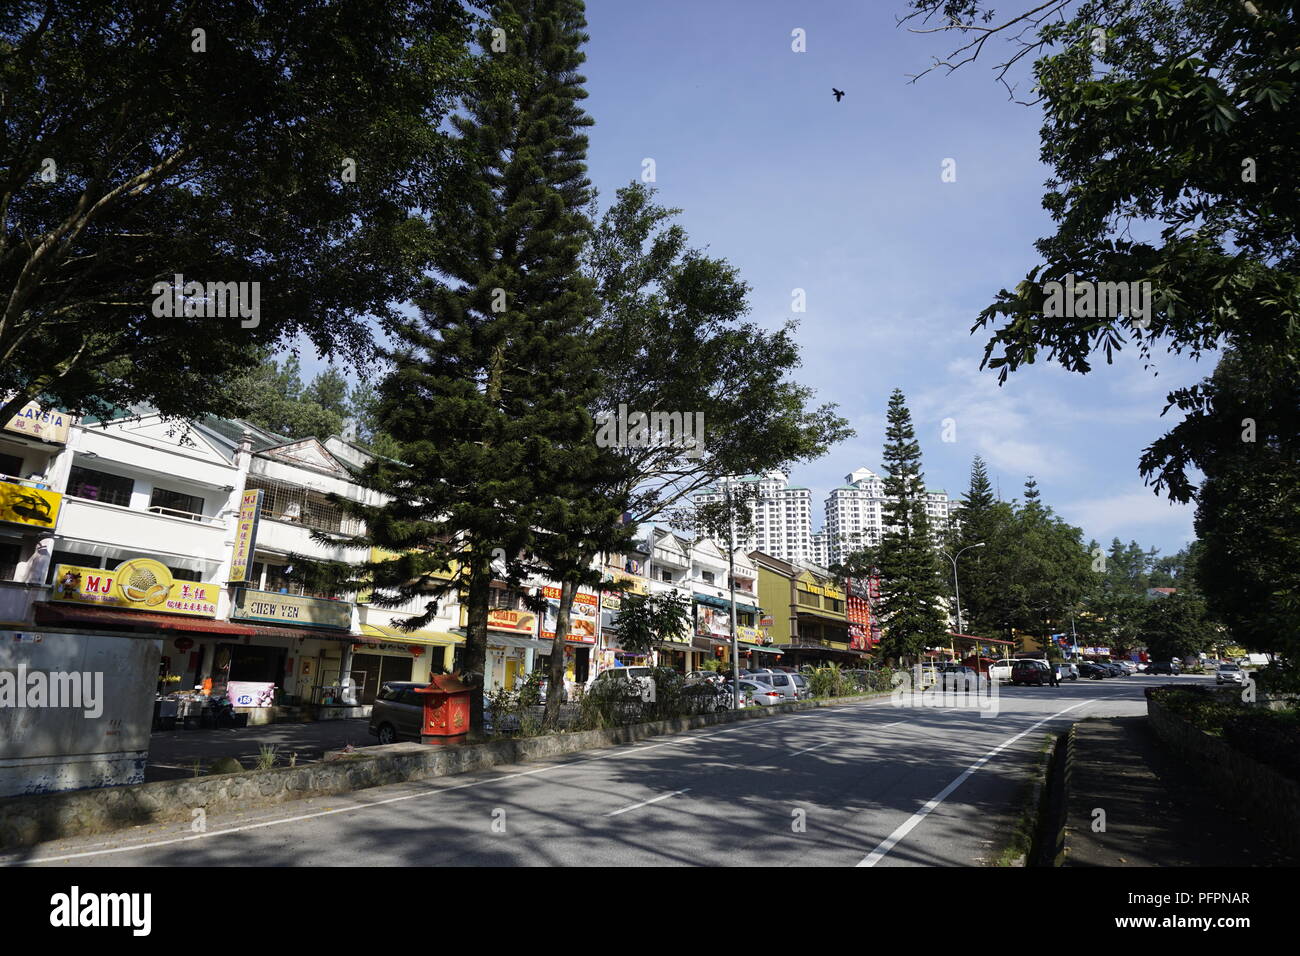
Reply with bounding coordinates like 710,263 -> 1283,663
3,673 -> 1192,867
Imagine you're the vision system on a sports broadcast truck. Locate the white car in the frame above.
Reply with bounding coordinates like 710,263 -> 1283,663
1216,663 -> 1247,685
737,679 -> 783,706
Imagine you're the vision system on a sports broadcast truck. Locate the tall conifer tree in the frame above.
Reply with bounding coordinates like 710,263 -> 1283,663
874,389 -> 948,663
341,0 -> 604,736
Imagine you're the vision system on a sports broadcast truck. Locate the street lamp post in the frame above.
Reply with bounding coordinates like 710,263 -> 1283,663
725,477 -> 741,712
941,543 -> 985,689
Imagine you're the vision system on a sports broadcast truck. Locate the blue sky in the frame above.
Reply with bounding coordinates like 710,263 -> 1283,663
306,0 -> 1210,556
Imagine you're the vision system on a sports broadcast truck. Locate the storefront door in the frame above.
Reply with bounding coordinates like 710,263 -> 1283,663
353,653 -> 414,704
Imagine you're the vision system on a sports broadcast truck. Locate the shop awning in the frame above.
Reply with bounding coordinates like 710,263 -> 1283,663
488,633 -> 554,653
741,643 -> 784,656
359,623 -> 463,647
249,624 -> 355,643
693,593 -> 732,610
33,602 -> 256,636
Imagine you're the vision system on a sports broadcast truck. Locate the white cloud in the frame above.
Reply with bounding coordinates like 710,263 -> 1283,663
1061,490 -> 1195,545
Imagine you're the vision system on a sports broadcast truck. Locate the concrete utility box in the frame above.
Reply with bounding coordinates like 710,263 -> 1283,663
0,630 -> 160,797
414,674 -> 472,742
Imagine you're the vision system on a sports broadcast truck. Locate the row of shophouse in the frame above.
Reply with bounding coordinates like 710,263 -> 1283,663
0,399 -> 885,797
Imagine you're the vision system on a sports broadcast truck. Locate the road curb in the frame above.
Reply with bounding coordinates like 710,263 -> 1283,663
0,690 -> 893,850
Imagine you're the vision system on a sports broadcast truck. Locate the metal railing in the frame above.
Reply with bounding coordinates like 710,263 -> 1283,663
245,476 -> 363,536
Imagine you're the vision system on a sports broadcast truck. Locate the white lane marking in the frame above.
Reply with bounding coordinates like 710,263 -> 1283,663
788,741 -> 830,757
607,788 -> 690,816
880,721 -> 906,729
857,699 -> 1096,867
14,703 -> 870,865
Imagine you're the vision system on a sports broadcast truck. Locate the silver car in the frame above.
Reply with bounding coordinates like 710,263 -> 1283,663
1216,663 -> 1247,685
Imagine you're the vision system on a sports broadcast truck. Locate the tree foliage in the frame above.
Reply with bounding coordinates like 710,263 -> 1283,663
0,0 -> 472,424
873,389 -> 948,662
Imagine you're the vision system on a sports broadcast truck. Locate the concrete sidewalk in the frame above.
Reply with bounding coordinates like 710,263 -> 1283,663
1063,717 -> 1297,866
145,704 -> 587,781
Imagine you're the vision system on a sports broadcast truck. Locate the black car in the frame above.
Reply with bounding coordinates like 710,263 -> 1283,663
1077,662 -> 1108,680
1147,661 -> 1181,675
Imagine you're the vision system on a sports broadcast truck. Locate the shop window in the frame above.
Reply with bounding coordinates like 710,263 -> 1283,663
0,542 -> 21,581
262,563 -> 305,596
150,486 -> 205,520
168,567 -> 203,582
0,453 -> 23,482
46,550 -> 101,583
68,465 -> 134,507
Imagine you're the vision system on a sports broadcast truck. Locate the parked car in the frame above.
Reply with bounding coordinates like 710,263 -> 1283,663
589,666 -> 654,699
1216,663 -> 1248,685
1147,661 -> 1181,675
1115,661 -> 1138,675
989,658 -> 1026,681
1010,660 -> 1053,686
755,669 -> 801,701
1053,661 -> 1079,681
736,679 -> 783,706
369,681 -> 425,744
1097,661 -> 1128,677
938,665 -> 978,690
687,670 -> 724,683
1077,662 -> 1107,680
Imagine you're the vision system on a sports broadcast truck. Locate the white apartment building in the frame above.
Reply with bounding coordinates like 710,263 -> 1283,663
822,466 -> 952,566
693,471 -> 817,565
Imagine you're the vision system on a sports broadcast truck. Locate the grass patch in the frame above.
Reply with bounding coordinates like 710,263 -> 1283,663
994,732 -> 1058,867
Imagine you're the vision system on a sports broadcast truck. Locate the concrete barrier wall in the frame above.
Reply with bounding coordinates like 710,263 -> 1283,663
1147,695 -> 1300,856
0,690 -> 890,850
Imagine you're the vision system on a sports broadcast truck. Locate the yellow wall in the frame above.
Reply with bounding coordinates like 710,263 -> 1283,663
756,565 -> 793,645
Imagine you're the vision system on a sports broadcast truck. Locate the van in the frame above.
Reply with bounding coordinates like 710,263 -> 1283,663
368,682 -> 426,744
752,669 -> 802,701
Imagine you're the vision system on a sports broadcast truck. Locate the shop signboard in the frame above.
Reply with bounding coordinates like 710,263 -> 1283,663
2,400 -> 73,445
695,604 -> 731,639
487,608 -> 538,634
0,479 -> 61,530
51,559 -> 219,617
231,588 -> 352,630
228,488 -> 262,584
226,681 -> 277,707
539,586 -> 598,644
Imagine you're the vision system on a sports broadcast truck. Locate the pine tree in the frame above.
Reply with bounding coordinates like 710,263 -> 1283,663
342,0 -> 605,737
874,389 -> 948,663
952,455 -> 1010,639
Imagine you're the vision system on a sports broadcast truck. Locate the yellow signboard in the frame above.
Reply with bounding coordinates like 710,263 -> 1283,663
52,558 -> 220,617
2,401 -> 73,444
0,479 -> 61,529
229,488 -> 262,584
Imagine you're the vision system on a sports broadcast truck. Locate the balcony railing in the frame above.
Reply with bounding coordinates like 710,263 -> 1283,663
245,477 -> 363,537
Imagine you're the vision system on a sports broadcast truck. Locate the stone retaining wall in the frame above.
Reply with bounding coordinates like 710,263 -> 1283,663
0,690 -> 890,850
1146,693 -> 1300,856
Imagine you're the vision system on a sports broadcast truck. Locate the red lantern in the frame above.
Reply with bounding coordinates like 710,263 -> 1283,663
410,646 -> 425,657
174,637 -> 194,652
